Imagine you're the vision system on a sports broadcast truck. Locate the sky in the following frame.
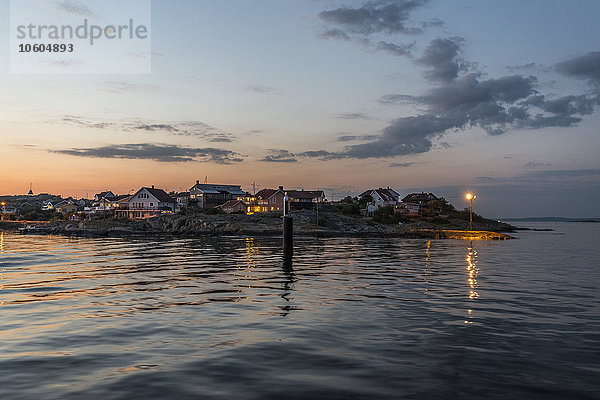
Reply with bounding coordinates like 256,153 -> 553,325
1,0 -> 599,218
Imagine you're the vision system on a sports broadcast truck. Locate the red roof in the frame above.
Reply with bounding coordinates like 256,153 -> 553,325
255,188 -> 281,199
219,200 -> 246,209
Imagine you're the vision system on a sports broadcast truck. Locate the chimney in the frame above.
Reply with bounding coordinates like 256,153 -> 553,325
196,180 -> 200,185
279,185 -> 284,191
152,185 -> 155,189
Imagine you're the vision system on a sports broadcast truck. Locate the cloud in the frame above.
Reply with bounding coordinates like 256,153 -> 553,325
389,162 -> 416,167
337,73 -> 541,157
555,52 -> 600,84
317,0 -> 437,57
62,115 -> 113,129
318,29 -> 351,40
337,134 -> 379,141
245,85 -> 276,93
523,162 -> 553,168
134,124 -> 179,132
340,114 -> 456,158
57,116 -> 234,142
52,0 -> 96,17
318,0 -> 428,35
523,169 -> 600,179
260,149 -> 297,163
52,144 -> 244,164
46,59 -> 82,68
378,94 -> 419,104
376,40 -> 415,57
100,81 -> 159,93
296,150 -> 338,160
336,112 -> 370,120
417,37 -> 470,82
304,49 -> 600,159
506,63 -> 551,73
477,168 -> 600,184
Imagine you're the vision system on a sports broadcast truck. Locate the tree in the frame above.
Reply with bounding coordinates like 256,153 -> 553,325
341,196 -> 354,204
358,194 -> 373,208
373,205 -> 410,224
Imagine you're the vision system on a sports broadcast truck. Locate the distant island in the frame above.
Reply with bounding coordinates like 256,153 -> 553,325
2,207 -> 516,240
501,217 -> 600,223
1,184 -> 519,240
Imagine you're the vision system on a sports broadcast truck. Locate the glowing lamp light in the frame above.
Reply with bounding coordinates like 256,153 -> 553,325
466,193 -> 476,230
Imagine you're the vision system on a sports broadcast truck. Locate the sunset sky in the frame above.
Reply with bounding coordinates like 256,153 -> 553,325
1,0 -> 599,217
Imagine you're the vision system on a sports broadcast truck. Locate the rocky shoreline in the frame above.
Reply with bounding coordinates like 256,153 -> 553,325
2,210 -> 517,240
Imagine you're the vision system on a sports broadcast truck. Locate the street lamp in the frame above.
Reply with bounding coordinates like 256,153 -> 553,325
0,202 -> 5,221
466,193 -> 476,230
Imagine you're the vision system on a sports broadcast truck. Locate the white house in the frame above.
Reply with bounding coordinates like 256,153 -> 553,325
124,186 -> 176,219
41,200 -> 55,211
359,188 -> 401,215
94,191 -> 115,203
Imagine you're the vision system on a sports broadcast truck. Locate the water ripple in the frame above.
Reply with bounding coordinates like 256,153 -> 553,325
0,225 -> 598,399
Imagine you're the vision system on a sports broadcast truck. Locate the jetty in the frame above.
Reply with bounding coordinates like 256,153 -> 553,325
402,228 -> 514,240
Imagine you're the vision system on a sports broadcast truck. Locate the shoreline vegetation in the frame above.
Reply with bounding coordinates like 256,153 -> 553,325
1,210 -> 517,240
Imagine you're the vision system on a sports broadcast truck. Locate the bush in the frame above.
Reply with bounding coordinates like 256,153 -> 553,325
23,211 -> 38,221
373,206 -> 411,224
453,208 -> 485,222
358,195 -> 373,208
51,212 -> 64,222
430,216 -> 451,225
339,202 -> 360,216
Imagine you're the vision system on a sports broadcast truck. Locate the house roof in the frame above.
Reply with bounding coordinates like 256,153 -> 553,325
55,200 -> 76,207
189,183 -> 245,195
401,192 -> 439,203
360,188 -> 400,202
255,188 -> 281,199
132,187 -> 175,204
287,190 -> 325,199
218,200 -> 246,209
96,191 -> 115,199
145,187 -> 176,203
256,188 -> 324,200
374,189 -> 398,202
113,195 -> 132,203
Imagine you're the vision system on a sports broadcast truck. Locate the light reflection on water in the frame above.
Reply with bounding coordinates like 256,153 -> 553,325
467,241 -> 479,300
0,225 -> 599,400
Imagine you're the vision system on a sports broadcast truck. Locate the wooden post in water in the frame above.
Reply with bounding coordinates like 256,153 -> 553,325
283,192 -> 293,258
283,215 -> 294,258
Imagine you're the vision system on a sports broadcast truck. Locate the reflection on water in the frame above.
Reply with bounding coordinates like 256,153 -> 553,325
234,237 -> 260,302
467,241 -> 479,300
465,241 -> 479,325
423,240 -> 431,294
0,229 -> 599,400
